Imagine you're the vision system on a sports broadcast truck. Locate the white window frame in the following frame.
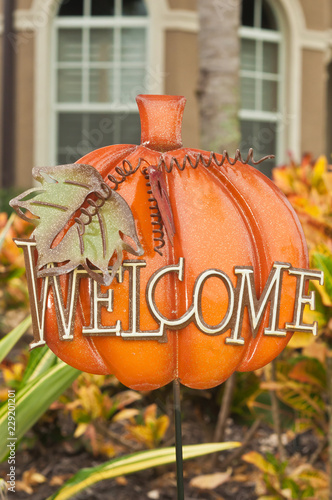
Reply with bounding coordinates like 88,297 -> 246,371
33,0 -> 184,169
17,0 -> 307,175
51,0 -> 151,164
239,0 -> 285,165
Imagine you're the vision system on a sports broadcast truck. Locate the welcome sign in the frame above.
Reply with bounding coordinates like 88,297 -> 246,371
15,239 -> 323,350
9,94 -> 324,391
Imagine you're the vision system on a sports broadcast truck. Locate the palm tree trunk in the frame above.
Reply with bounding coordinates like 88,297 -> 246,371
197,0 -> 241,153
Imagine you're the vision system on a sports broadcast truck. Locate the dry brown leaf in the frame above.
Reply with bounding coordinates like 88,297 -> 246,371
115,476 -> 128,486
303,341 -> 327,363
189,468 -> 232,490
232,473 -> 250,482
147,490 -> 160,499
49,474 -> 72,487
115,390 -> 142,409
112,408 -> 139,422
16,468 -> 46,494
16,481 -> 34,495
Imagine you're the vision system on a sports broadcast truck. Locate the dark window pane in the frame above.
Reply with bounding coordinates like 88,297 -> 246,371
240,120 -> 276,177
88,114 -> 115,147
58,0 -> 83,16
262,80 -> 278,112
58,29 -> 82,62
122,0 -> 147,16
261,0 -> 278,30
91,0 -> 115,16
241,77 -> 256,110
241,0 -> 255,27
263,42 -> 278,74
89,69 -> 114,103
119,113 -> 141,143
57,69 -> 82,102
58,113 -> 83,163
241,38 -> 256,71
57,112 -> 140,163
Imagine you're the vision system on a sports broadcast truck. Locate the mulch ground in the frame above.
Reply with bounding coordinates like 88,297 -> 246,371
1,412 -> 320,500
0,387 -> 322,500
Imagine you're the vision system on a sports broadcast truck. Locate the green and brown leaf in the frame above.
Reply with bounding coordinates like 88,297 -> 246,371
10,164 -> 143,285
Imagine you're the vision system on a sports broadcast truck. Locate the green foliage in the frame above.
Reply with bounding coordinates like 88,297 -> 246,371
273,155 -> 332,342
0,341 -> 80,461
125,403 -> 170,449
0,315 -> 31,364
20,344 -> 58,386
257,356 -> 327,435
243,450 -> 328,499
0,213 -> 33,317
47,442 -> 240,500
0,188 -> 22,215
231,371 -> 261,418
58,373 -> 143,456
273,155 -> 332,252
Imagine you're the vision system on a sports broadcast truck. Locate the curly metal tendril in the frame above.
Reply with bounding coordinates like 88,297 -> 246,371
159,148 -> 274,172
105,149 -> 273,189
74,182 -> 112,254
74,149 -> 273,254
141,166 -> 165,256
106,158 -> 149,190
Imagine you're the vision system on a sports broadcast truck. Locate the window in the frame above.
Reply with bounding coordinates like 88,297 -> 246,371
239,0 -> 283,177
53,0 -> 149,164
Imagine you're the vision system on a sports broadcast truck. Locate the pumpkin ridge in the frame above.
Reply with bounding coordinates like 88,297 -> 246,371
205,159 -> 274,371
207,159 -> 267,285
79,144 -> 138,180
219,162 -> 308,371
169,161 -> 253,388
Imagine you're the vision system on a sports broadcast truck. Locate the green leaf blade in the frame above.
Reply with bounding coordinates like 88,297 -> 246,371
0,362 -> 80,462
0,316 -> 32,364
47,442 -> 240,500
311,252 -> 332,300
19,345 -> 58,387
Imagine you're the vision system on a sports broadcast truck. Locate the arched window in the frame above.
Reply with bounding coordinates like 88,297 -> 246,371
53,0 -> 149,164
239,0 -> 283,176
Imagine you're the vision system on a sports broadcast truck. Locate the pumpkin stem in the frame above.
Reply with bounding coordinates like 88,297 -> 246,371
136,94 -> 186,152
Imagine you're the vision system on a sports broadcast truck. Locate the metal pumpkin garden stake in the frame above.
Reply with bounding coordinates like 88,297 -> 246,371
10,95 -> 324,498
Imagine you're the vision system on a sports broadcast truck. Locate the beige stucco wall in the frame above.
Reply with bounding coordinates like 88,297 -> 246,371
165,31 -> 200,149
15,31 -> 34,188
0,0 -> 33,15
17,0 -> 34,9
299,0 -> 331,30
2,0 -> 332,187
168,0 -> 197,11
301,49 -> 327,157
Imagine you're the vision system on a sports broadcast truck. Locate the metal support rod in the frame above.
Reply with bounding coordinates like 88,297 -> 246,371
173,378 -> 184,500
1,0 -> 16,187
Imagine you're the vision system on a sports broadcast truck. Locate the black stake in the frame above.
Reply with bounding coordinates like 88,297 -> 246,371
173,378 -> 184,500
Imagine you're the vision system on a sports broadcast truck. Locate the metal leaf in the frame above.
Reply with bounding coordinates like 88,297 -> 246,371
10,164 -> 144,285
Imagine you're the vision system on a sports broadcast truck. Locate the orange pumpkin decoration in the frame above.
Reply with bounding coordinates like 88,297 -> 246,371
24,95 -> 309,391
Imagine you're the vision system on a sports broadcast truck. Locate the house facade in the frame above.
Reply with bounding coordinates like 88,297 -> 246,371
1,0 -> 332,187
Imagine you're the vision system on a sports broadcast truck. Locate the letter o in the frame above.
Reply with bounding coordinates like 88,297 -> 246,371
193,270 -> 235,335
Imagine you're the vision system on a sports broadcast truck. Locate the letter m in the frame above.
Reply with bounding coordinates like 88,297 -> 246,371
226,262 -> 290,345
